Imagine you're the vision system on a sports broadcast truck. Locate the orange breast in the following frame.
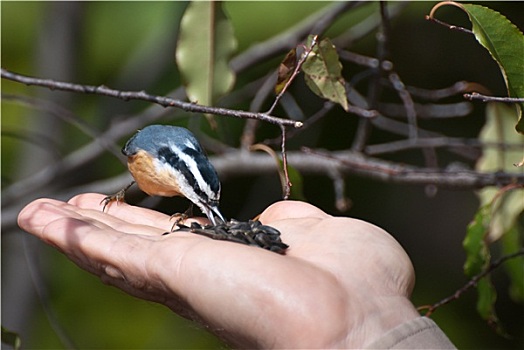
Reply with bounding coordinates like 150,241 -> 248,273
127,150 -> 183,197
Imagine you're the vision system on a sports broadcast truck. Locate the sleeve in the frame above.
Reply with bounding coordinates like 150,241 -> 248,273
364,317 -> 457,349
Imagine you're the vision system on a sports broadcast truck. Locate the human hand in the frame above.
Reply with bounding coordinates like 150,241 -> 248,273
18,193 -> 419,348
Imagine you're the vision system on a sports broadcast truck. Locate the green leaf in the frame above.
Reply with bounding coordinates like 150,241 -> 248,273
501,226 -> 524,303
176,1 -> 237,124
475,277 -> 508,336
2,326 -> 22,350
464,203 -> 512,336
464,205 -> 490,277
476,276 -> 510,337
476,277 -> 497,320
302,37 -> 349,111
460,3 -> 524,133
476,102 -> 524,242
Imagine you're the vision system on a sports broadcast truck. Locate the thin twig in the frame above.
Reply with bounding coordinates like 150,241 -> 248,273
420,249 -> 524,317
426,0 -> 477,36
267,35 -> 318,115
365,137 -> 480,156
2,93 -> 122,158
347,88 -> 475,160
280,125 -> 291,199
338,50 -> 379,68
241,72 -> 277,149
464,92 -> 524,103
1,68 -> 303,128
387,71 -> 418,139
406,81 -> 487,101
328,169 -> 351,211
425,15 -> 474,35
352,2 -> 392,151
378,101 -> 472,119
300,147 -> 524,188
230,1 -> 361,73
263,101 -> 336,146
377,4 -> 419,139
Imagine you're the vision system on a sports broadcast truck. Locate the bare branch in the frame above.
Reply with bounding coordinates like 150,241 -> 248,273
280,125 -> 292,199
464,92 -> 524,103
1,68 -> 303,128
420,249 -> 524,317
241,73 -> 276,149
351,4 -> 393,151
264,101 -> 335,146
2,93 -> 122,158
4,148 -> 524,232
365,137 -> 481,157
387,71 -> 418,139
338,50 -> 379,68
406,81 -> 482,101
230,1 -> 362,73
425,14 -> 474,35
378,101 -> 472,119
300,147 -> 524,188
426,0 -> 481,36
267,35 -> 318,115
328,169 -> 351,212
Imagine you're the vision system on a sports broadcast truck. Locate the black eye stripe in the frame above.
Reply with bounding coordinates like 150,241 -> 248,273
181,147 -> 220,194
157,147 -> 210,202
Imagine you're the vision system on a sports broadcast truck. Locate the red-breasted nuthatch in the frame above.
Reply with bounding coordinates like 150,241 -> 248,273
114,124 -> 226,225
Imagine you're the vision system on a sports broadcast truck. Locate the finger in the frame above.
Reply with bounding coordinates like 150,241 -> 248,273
18,198 -> 92,240
37,213 -> 174,303
70,193 -> 171,226
17,197 -> 165,244
259,200 -> 330,223
18,199 -> 176,285
68,193 -> 209,230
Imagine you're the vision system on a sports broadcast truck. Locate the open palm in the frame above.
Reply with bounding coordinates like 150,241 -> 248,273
18,193 -> 419,348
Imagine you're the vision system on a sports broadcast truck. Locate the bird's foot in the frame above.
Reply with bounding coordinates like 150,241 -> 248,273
169,204 -> 194,231
100,181 -> 135,212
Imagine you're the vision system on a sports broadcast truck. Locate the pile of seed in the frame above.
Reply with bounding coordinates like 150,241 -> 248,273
174,219 -> 288,254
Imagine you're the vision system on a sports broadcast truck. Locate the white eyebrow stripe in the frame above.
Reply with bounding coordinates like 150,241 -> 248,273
184,139 -> 197,150
168,143 -> 218,201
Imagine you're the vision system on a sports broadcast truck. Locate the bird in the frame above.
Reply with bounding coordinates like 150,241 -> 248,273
103,124 -> 226,226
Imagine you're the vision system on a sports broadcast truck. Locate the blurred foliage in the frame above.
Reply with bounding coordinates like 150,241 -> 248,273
176,1 -> 237,127
2,1 -> 524,349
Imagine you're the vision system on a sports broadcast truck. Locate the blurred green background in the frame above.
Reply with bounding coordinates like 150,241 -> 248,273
2,1 -> 523,349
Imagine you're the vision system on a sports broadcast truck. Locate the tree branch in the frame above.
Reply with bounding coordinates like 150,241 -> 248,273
3,147 -> 524,231
280,125 -> 291,199
419,249 -> 524,317
464,92 -> 524,103
300,147 -> 524,189
267,35 -> 318,115
1,68 -> 303,128
230,1 -> 361,73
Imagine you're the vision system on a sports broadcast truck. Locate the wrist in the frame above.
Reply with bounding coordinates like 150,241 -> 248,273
348,296 -> 420,348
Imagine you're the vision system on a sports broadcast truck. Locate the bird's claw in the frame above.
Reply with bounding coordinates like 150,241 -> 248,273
100,181 -> 135,212
169,204 -> 194,231
100,189 -> 126,212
